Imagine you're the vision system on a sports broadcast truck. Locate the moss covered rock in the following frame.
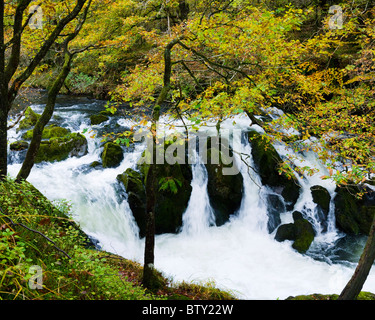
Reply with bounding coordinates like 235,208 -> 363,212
17,107 -> 41,132
90,114 -> 109,125
35,133 -> 88,163
275,211 -> 316,254
22,125 -> 71,140
204,147 -> 243,226
117,154 -> 193,236
293,212 -> 316,253
248,131 -> 301,210
311,185 -> 331,232
10,140 -> 29,151
117,168 -> 147,236
101,142 -> 124,168
334,185 -> 375,235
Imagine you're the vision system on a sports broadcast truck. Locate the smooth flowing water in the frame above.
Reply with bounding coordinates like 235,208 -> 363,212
7,97 -> 375,300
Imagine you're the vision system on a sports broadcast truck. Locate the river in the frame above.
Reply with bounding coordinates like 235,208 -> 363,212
7,95 -> 375,300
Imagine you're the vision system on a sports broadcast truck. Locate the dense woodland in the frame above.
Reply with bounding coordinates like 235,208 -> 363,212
0,0 -> 375,301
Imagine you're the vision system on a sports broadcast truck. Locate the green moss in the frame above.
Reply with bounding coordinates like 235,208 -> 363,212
10,140 -> 29,151
275,211 -> 315,254
248,130 -> 300,209
35,133 -> 88,163
101,142 -> 124,168
292,218 -> 315,253
17,107 -> 41,131
311,185 -> 331,213
118,150 -> 192,236
334,186 -> 375,235
22,125 -> 71,140
90,114 -> 109,125
205,148 -> 243,226
287,292 -> 375,300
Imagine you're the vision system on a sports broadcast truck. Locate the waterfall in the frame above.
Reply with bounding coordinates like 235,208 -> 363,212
7,99 -> 375,300
181,156 -> 216,235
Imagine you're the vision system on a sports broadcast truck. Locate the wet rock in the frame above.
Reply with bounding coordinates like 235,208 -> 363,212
117,143 -> 193,236
275,211 -> 316,254
101,142 -> 124,168
90,114 -> 109,125
17,107 -> 41,132
266,193 -> 284,233
334,185 -> 375,235
117,168 -> 147,236
22,125 -> 70,140
35,133 -> 88,163
204,147 -> 243,226
248,131 -> 301,211
311,185 -> 331,232
10,140 -> 29,151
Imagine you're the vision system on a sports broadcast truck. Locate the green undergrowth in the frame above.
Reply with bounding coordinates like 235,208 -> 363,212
287,292 -> 375,300
0,177 -> 236,300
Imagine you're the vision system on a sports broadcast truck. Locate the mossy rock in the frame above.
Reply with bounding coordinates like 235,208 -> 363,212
153,162 -> 192,234
35,133 -> 88,163
89,161 -> 102,168
90,114 -> 109,125
275,223 -> 295,242
22,125 -> 71,140
311,185 -> 331,214
275,211 -> 315,254
293,216 -> 316,253
334,185 -> 375,235
311,185 -> 331,232
10,140 -> 29,151
204,147 -> 243,226
117,168 -> 147,237
248,131 -> 301,210
101,142 -> 124,168
17,107 -> 41,132
117,151 -> 193,236
266,194 -> 284,233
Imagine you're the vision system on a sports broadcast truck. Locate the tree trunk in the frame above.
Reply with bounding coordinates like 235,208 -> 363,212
142,38 -> 180,289
338,214 -> 375,300
0,0 -> 6,180
142,160 -> 157,289
0,101 -> 7,180
16,53 -> 72,182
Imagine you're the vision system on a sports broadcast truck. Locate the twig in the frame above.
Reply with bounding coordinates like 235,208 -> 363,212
7,107 -> 27,130
0,206 -> 72,260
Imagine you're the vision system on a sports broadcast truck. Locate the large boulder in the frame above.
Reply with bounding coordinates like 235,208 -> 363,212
90,114 -> 109,125
117,168 -> 147,236
311,185 -> 331,232
10,140 -> 29,151
35,133 -> 88,163
17,107 -> 41,132
204,147 -> 243,226
266,193 -> 284,233
117,157 -> 193,237
334,185 -> 375,235
101,142 -> 124,168
248,131 -> 301,210
22,125 -> 70,140
275,211 -> 316,254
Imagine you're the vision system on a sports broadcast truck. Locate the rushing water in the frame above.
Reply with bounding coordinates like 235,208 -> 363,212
7,97 -> 375,300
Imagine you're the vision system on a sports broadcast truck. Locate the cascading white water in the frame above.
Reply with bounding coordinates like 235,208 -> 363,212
180,156 -> 216,235
7,100 -> 375,300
